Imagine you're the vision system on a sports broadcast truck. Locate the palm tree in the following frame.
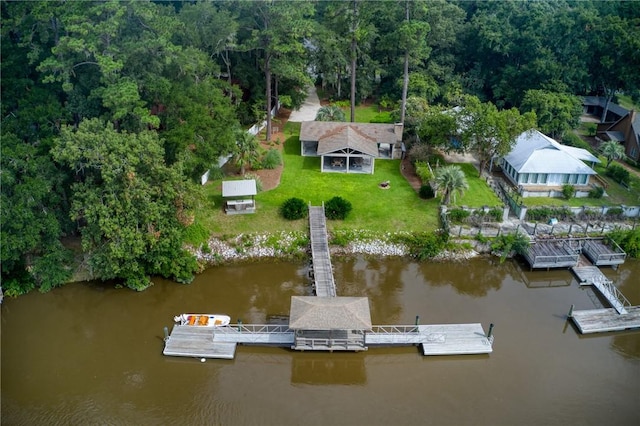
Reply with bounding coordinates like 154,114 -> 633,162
315,105 -> 346,122
601,140 -> 626,168
434,165 -> 469,205
232,132 -> 260,175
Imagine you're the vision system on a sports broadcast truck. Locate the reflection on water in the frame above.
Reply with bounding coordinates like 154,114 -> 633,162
2,257 -> 639,425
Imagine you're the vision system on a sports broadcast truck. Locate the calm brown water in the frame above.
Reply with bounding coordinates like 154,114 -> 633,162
2,257 -> 639,426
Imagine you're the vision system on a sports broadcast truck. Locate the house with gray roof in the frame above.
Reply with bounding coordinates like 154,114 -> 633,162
582,96 -> 640,163
500,129 -> 601,198
299,121 -> 403,174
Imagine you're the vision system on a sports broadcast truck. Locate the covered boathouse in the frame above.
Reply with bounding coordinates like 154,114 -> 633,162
289,296 -> 372,351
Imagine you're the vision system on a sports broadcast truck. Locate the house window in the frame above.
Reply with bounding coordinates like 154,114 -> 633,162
531,173 -> 538,183
569,174 -> 578,184
562,174 -> 570,183
520,173 -> 528,183
540,174 -> 548,184
578,174 -> 588,185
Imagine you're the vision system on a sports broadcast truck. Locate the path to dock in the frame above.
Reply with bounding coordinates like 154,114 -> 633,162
308,205 -> 337,297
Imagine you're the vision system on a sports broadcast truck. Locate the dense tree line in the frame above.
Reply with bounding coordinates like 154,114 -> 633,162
2,0 -> 638,295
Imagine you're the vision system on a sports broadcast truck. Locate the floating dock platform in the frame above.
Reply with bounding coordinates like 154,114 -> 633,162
571,306 -> 640,334
163,325 -> 237,359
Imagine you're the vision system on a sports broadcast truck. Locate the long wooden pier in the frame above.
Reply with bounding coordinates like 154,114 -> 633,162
163,323 -> 494,359
308,205 -> 337,297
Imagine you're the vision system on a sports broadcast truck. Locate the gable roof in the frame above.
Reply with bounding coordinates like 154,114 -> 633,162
582,96 -> 629,118
289,296 -> 372,330
222,179 -> 257,197
300,122 -> 400,156
504,129 -> 599,175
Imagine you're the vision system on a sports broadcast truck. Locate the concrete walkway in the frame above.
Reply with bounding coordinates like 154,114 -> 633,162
288,86 -> 321,122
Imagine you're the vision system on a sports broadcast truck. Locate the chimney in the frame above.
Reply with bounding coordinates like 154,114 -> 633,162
394,123 -> 404,142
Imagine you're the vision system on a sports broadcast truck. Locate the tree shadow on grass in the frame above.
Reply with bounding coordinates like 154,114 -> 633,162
284,136 -> 301,155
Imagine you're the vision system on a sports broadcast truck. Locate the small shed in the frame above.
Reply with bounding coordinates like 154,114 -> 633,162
289,296 -> 371,351
222,179 -> 257,214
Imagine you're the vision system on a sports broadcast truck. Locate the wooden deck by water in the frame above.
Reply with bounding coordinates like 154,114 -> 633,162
366,324 -> 493,356
308,205 -> 337,297
571,306 -> 640,334
523,237 -> 626,269
571,266 -> 631,314
163,323 -> 494,358
163,325 -> 237,359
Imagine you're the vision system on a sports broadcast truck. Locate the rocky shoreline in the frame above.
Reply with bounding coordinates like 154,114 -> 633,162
191,230 -> 487,267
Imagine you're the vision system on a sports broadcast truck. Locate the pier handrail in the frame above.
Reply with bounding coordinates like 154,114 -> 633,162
216,324 -> 293,334
594,276 -> 631,314
370,325 -> 420,334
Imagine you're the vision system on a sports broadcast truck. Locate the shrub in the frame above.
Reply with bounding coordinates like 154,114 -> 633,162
325,196 -> 352,220
183,222 -> 210,245
562,184 -> 575,200
369,112 -> 393,123
280,197 -> 307,220
395,231 -> 447,260
487,207 -> 503,222
419,184 -> 435,199
606,164 -> 630,185
585,123 -> 597,137
414,161 -> 433,183
261,148 -> 282,169
606,207 -> 624,220
588,186 -> 605,199
448,208 -> 470,223
207,166 -> 225,181
526,206 -> 573,222
408,143 -> 432,164
608,229 -> 640,258
491,232 -> 531,263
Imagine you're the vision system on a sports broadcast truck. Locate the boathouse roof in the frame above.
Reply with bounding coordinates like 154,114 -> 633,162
289,296 -> 372,330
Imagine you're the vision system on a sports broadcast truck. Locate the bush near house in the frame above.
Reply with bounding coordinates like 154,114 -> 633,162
280,197 -> 307,220
606,164 -> 631,186
325,196 -> 352,220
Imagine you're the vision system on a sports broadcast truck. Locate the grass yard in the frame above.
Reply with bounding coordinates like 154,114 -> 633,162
197,123 -> 439,236
343,104 -> 393,123
449,163 -> 502,208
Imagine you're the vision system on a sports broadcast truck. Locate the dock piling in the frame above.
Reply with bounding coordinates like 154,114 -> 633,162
237,319 -> 242,331
568,304 -> 574,318
415,315 -> 420,326
487,323 -> 494,339
163,326 -> 169,341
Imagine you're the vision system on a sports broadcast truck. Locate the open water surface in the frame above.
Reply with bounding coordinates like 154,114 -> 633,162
2,256 -> 639,425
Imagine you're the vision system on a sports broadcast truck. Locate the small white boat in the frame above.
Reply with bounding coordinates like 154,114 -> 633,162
174,314 -> 231,327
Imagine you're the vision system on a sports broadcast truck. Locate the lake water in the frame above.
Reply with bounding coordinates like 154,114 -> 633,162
2,256 -> 639,425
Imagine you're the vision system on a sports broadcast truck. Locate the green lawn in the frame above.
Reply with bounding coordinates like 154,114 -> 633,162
198,125 -> 439,235
450,163 -> 502,208
343,104 -> 393,123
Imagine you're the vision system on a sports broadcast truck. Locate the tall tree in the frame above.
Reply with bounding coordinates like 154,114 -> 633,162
1,133 -> 73,295
459,95 -> 537,177
51,119 -> 199,290
521,89 -> 582,139
236,0 -> 313,140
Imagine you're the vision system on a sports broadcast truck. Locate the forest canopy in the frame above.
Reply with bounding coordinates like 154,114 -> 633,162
2,0 -> 639,294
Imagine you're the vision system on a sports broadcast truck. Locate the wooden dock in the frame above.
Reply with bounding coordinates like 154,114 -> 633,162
571,306 -> 640,334
308,205 -> 337,297
571,266 -> 630,314
523,237 -> 626,270
366,324 -> 493,356
163,325 -> 237,359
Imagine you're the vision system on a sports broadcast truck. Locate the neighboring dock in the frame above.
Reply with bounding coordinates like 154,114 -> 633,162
570,307 -> 640,334
523,237 -> 625,270
568,265 -> 640,334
